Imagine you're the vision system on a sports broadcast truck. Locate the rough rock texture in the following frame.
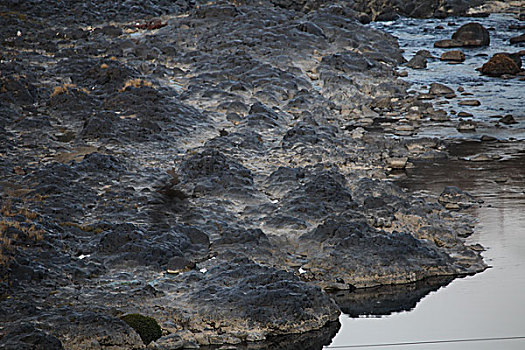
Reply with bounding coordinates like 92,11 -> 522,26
406,54 -> 428,69
441,50 -> 466,62
0,0 -> 488,347
510,33 -> 525,45
452,22 -> 490,46
435,22 -> 490,48
0,323 -> 64,350
350,0 -> 486,20
438,186 -> 479,210
480,53 -> 522,76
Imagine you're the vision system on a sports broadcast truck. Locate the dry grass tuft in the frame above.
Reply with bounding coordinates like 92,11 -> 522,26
50,83 -> 89,97
0,197 -> 45,266
60,221 -> 103,234
120,79 -> 153,92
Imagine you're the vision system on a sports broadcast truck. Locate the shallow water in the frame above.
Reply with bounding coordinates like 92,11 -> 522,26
375,14 -> 525,141
326,14 -> 525,350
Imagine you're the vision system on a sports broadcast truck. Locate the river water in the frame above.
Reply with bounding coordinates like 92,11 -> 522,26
325,14 -> 525,350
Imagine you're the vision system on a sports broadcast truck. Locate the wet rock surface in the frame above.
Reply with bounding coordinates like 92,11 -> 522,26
435,22 -> 490,47
0,0 -> 491,348
438,186 -> 480,210
451,22 -> 491,46
350,0 -> 485,20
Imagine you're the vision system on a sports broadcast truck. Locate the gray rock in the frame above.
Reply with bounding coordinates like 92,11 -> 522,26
457,119 -> 476,132
429,83 -> 455,95
406,54 -> 428,69
299,215 -> 456,288
438,186 -> 478,210
42,312 -> 144,350
147,334 -> 184,350
0,323 -> 64,350
499,115 -> 517,124
0,0 -> 489,346
510,33 -> 525,44
452,22 -> 490,47
434,39 -> 464,48
440,50 -> 466,62
181,258 -> 340,335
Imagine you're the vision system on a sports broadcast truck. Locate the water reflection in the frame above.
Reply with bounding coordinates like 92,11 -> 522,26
200,321 -> 340,350
328,276 -> 455,318
328,141 -> 524,349
326,12 -> 524,350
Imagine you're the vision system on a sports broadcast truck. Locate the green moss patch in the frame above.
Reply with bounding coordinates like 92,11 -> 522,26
121,313 -> 162,345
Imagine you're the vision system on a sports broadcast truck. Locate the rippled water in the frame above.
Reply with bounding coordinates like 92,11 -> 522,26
377,14 -> 524,141
326,14 -> 525,350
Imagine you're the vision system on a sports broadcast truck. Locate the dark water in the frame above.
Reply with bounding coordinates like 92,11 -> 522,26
326,14 -> 525,350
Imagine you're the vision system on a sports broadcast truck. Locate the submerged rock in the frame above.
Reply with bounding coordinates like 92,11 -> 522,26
510,33 -> 525,45
434,39 -> 464,48
499,115 -> 518,125
406,54 -> 428,69
429,83 -> 455,95
438,186 -> 479,210
457,119 -> 477,132
440,50 -> 466,62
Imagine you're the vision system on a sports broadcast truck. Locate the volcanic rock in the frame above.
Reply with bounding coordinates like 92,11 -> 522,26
499,115 -> 518,125
510,33 -> 525,44
457,119 -> 476,132
0,0 -> 489,347
452,22 -> 490,47
440,50 -> 466,62
438,186 -> 478,210
406,54 -> 428,69
480,53 -> 521,76
429,83 -> 455,95
458,99 -> 481,106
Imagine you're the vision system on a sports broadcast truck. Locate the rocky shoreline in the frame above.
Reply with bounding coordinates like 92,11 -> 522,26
1,0 -> 516,349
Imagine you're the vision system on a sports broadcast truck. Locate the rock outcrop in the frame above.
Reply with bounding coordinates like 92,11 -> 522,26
0,0 -> 488,347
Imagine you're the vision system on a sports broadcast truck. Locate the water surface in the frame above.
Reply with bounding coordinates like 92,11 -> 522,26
326,13 -> 525,350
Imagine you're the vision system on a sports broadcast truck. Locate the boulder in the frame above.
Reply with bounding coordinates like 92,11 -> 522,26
480,53 -> 521,77
0,323 -> 64,350
429,83 -> 455,95
458,99 -> 481,106
506,52 -> 523,68
183,259 -> 340,334
451,22 -> 490,47
510,33 -> 525,44
457,120 -> 476,132
499,115 -> 517,125
406,54 -> 427,69
440,50 -> 465,62
415,50 -> 435,59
